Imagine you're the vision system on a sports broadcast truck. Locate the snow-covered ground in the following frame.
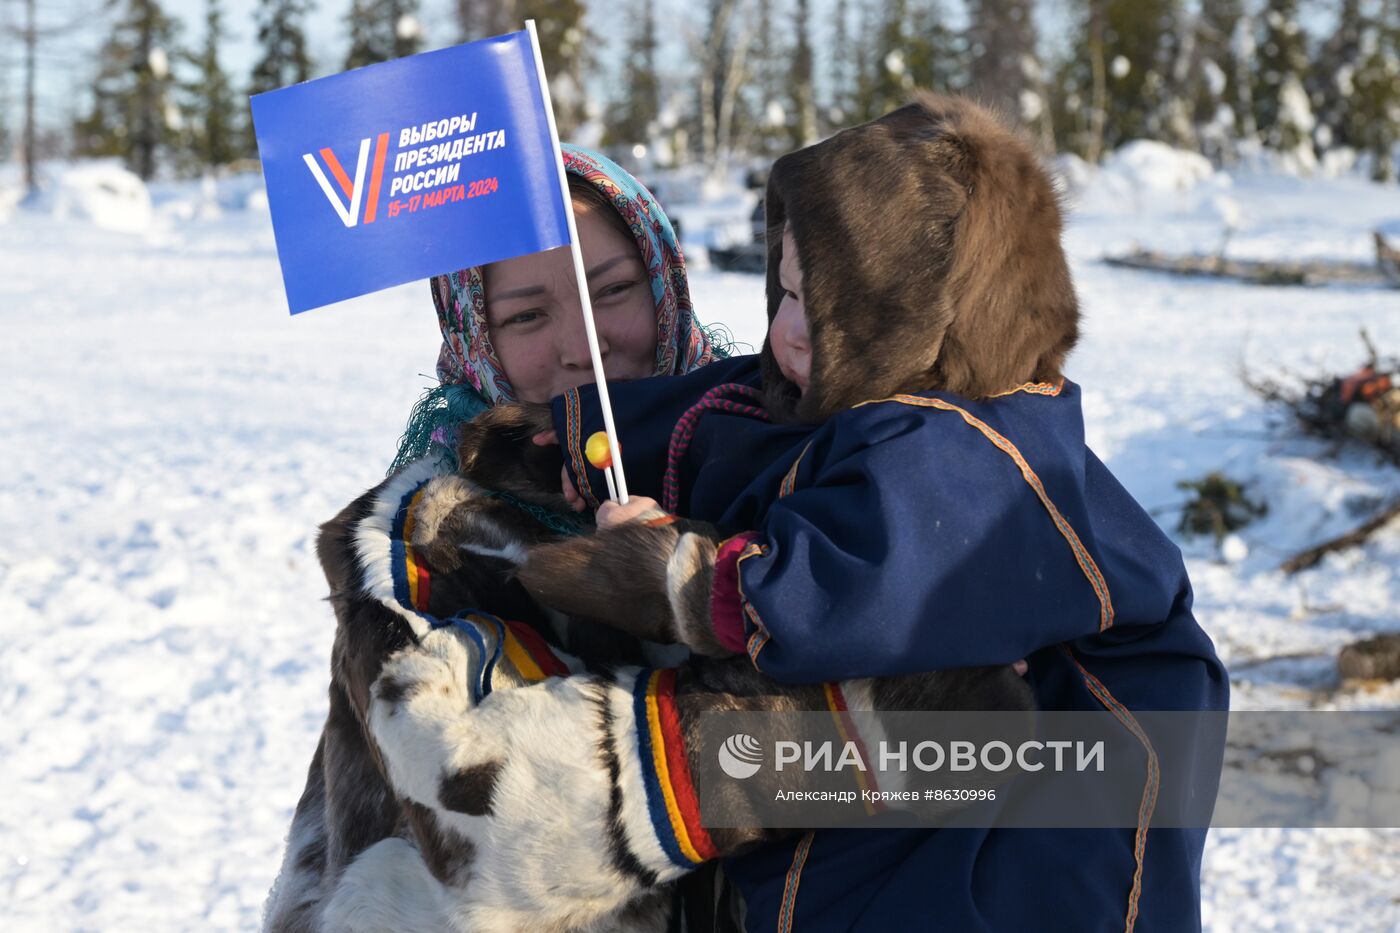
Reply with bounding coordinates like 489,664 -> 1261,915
2,155 -> 1399,930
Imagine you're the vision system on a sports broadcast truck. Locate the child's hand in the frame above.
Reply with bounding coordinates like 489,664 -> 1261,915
597,496 -> 665,530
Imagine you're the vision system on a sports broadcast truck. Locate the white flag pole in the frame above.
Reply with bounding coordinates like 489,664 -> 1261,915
525,19 -> 630,504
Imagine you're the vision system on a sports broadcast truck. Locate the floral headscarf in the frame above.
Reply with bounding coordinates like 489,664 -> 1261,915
391,145 -> 727,472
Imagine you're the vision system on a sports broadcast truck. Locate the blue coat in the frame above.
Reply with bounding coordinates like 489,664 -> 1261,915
552,355 -> 1228,932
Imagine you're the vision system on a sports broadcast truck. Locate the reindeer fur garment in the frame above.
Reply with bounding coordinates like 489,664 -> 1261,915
263,437 -> 1030,933
262,457 -> 679,933
522,95 -> 1229,932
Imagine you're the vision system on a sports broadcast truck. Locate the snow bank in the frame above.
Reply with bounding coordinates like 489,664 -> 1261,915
1106,140 -> 1217,193
4,149 -> 1400,932
1069,140 -> 1238,223
147,171 -> 271,224
0,161 -> 271,230
46,162 -> 154,234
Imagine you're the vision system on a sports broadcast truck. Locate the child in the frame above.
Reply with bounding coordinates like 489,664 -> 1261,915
514,92 -> 1229,931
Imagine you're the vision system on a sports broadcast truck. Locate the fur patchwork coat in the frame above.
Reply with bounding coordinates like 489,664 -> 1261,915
261,434 -> 1029,933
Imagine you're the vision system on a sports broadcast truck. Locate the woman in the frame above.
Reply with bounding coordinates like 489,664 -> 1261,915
261,145 -> 731,933
265,138 -> 1026,933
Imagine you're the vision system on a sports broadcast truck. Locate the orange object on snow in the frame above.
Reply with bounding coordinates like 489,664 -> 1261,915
1339,366 -> 1393,405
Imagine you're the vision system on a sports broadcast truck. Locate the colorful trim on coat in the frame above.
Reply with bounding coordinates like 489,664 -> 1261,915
425,611 -> 572,704
991,379 -> 1065,398
736,441 -> 807,669
499,617 -> 571,680
631,668 -> 719,869
777,831 -> 816,933
736,541 -> 773,667
823,683 -> 884,814
383,476 -> 570,699
778,440 -> 814,498
563,387 -> 600,509
1061,646 -> 1160,933
390,480 -> 434,614
871,394 -> 1116,632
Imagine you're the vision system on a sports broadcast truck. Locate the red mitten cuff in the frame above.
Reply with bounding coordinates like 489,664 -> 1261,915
710,532 -> 759,653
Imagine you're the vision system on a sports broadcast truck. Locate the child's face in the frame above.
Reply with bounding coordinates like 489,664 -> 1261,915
771,226 -> 812,395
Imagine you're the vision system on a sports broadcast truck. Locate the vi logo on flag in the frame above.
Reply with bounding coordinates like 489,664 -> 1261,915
303,133 -> 391,227
251,29 -> 570,313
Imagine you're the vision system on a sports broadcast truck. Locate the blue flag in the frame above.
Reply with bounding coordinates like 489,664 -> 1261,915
250,31 -> 570,315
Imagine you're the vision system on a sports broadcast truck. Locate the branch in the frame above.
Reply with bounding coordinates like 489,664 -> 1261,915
1280,499 -> 1400,575
1360,327 -> 1380,370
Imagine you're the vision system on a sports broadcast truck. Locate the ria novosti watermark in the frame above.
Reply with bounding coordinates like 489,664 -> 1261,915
691,710 -> 1400,830
720,734 -> 1106,778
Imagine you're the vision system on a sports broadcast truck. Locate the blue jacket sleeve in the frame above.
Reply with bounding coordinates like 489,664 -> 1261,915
736,400 -> 1113,683
549,355 -> 761,507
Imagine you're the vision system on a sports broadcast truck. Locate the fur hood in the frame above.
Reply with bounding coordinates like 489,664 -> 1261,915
760,91 -> 1079,423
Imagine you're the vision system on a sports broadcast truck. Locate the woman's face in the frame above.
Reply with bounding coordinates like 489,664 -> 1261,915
483,203 -> 658,403
770,225 -> 812,395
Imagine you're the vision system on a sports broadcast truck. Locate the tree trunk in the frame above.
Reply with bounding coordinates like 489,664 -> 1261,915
22,0 -> 37,198
135,0 -> 158,181
1087,0 -> 1106,164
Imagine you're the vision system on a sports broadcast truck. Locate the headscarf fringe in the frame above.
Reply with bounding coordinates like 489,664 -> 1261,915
389,382 -> 491,476
700,321 -> 749,360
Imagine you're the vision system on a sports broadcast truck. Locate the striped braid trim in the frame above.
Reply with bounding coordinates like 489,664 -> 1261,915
605,670 -> 697,883
435,612 -> 502,704
353,459 -> 444,640
732,433 -> 813,671
390,482 -> 434,614
498,617 -> 571,680
631,668 -> 720,870
867,395 -> 1115,632
823,683 -> 885,814
777,831 -> 816,933
779,440 -> 814,498
662,383 -> 770,512
736,541 -> 773,668
1061,646 -> 1160,933
424,611 -> 572,704
365,466 -> 573,698
563,387 -> 600,509
991,379 -> 1065,398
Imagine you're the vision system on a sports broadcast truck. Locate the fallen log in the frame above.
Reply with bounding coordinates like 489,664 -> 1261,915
1280,499 -> 1400,574
1102,247 -> 1389,287
1376,230 -> 1400,285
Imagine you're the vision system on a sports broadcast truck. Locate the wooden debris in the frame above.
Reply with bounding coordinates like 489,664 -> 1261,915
1244,330 -> 1400,466
1280,499 -> 1400,574
1376,231 -> 1400,285
1102,247 -> 1388,287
